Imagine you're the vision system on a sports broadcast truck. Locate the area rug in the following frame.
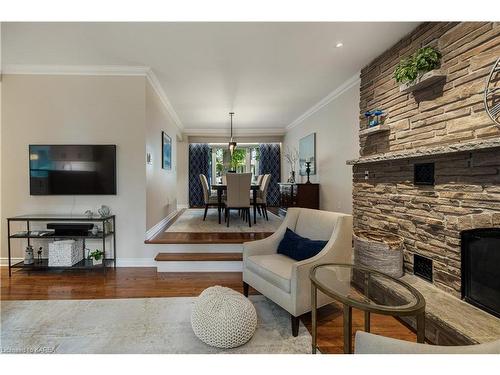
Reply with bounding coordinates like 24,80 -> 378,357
166,208 -> 282,233
0,295 -> 311,354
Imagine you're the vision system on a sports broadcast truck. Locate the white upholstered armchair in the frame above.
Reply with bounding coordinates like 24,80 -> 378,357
242,207 -> 353,336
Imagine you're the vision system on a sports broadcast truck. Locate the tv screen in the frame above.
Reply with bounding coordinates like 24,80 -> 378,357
29,145 -> 116,195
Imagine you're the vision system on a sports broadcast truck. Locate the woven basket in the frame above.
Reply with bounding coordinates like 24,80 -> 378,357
354,230 -> 404,278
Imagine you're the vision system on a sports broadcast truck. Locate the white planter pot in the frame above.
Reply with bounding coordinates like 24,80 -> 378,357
92,258 -> 103,266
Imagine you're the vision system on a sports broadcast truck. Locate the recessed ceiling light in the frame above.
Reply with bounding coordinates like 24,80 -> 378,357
336,42 -> 343,48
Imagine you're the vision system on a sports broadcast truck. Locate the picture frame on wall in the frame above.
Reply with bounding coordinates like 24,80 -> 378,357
162,131 -> 172,170
299,132 -> 316,176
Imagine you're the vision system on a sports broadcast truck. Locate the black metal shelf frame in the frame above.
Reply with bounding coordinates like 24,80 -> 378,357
6,214 -> 116,276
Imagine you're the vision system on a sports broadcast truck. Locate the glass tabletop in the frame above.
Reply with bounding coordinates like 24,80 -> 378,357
310,263 -> 425,313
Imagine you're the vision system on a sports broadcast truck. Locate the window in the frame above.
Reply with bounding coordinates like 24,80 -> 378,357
211,144 -> 260,183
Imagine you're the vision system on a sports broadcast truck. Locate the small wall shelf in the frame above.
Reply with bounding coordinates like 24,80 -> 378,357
399,69 -> 446,94
359,124 -> 390,136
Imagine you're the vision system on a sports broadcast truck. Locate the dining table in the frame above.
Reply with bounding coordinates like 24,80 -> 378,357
211,183 -> 261,224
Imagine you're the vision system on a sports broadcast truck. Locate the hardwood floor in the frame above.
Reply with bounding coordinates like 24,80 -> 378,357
0,267 -> 416,353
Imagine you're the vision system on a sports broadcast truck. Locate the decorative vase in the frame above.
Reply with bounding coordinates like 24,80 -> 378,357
92,258 -> 103,266
24,245 -> 35,265
84,210 -> 93,219
288,170 -> 296,183
91,226 -> 99,236
98,205 -> 111,217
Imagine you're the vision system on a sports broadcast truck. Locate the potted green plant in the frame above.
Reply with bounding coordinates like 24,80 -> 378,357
394,46 -> 444,93
89,249 -> 104,266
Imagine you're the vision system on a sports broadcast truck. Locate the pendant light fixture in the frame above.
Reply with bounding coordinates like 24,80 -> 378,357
228,112 -> 237,155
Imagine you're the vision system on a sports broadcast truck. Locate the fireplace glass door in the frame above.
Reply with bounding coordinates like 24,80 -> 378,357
461,228 -> 500,318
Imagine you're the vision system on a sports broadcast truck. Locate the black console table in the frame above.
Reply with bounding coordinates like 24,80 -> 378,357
6,214 -> 116,276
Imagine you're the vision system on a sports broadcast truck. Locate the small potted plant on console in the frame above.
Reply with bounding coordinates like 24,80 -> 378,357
89,249 -> 104,266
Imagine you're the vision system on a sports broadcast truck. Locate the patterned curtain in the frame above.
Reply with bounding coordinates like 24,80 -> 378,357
259,144 -> 281,206
189,144 -> 211,207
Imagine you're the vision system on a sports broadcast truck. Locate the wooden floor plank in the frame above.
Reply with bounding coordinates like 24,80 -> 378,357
154,252 -> 243,261
146,232 -> 273,244
0,267 -> 417,353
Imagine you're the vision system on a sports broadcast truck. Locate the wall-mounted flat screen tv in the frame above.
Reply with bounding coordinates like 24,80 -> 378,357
29,145 -> 117,195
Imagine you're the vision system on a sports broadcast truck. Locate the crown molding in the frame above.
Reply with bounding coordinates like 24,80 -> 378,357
144,68 -> 184,130
183,127 -> 285,137
286,72 -> 360,131
1,64 -> 184,131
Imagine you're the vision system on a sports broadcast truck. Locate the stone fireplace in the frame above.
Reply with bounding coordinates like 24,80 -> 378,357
349,22 -> 500,304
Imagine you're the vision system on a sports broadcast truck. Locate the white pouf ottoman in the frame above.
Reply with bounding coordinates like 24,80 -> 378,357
191,286 -> 257,348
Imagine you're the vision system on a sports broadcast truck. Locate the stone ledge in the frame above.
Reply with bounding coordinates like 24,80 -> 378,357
372,274 -> 500,345
347,138 -> 500,165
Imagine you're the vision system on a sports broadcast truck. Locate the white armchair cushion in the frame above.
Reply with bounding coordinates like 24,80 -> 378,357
246,254 -> 294,293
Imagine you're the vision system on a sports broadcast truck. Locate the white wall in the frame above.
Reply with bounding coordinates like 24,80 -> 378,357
1,74 -> 148,260
282,81 -> 360,214
145,80 -> 180,230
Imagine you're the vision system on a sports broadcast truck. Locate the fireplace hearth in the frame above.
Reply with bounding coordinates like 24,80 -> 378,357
461,228 -> 500,318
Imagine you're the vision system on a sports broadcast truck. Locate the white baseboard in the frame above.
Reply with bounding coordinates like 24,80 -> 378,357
156,261 -> 242,272
0,257 -> 157,268
115,258 -> 157,267
177,204 -> 189,210
0,257 -> 23,266
145,210 -> 178,241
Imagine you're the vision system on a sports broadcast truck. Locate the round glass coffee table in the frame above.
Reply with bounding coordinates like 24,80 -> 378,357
310,263 -> 426,354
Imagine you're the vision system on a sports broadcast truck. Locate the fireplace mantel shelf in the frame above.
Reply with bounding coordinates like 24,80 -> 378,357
346,138 -> 500,165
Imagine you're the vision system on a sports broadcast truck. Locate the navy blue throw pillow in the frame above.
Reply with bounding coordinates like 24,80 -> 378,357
277,228 -> 328,261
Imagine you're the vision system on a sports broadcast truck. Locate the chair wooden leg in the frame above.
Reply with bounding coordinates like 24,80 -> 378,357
248,208 -> 251,228
291,315 -> 300,337
257,205 -> 262,216
227,208 -> 230,227
243,282 -> 249,297
203,204 -> 209,221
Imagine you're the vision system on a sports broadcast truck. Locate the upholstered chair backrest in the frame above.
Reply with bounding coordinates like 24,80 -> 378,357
256,174 -> 264,186
259,174 -> 271,201
226,173 -> 252,208
199,174 -> 210,204
293,208 -> 344,241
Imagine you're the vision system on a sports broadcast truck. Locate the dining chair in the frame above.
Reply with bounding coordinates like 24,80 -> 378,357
225,173 -> 252,228
255,174 -> 271,221
199,174 -> 221,221
256,174 -> 264,186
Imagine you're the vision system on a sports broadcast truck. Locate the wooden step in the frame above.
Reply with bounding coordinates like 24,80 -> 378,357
155,252 -> 243,262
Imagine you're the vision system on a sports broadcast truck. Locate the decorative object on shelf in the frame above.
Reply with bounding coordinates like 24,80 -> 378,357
299,133 -> 316,177
228,112 -> 237,156
162,131 -> 172,170
89,249 -> 104,266
91,225 -> 99,236
364,109 -> 387,128
394,46 -> 444,93
354,230 -> 404,278
84,210 -> 93,219
24,245 -> 34,265
48,239 -> 84,267
37,247 -> 43,264
284,146 -> 299,183
305,161 -> 312,184
97,205 -> 111,217
484,57 -> 500,127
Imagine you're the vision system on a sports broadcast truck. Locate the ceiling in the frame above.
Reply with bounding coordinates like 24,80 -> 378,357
1,22 -> 419,133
